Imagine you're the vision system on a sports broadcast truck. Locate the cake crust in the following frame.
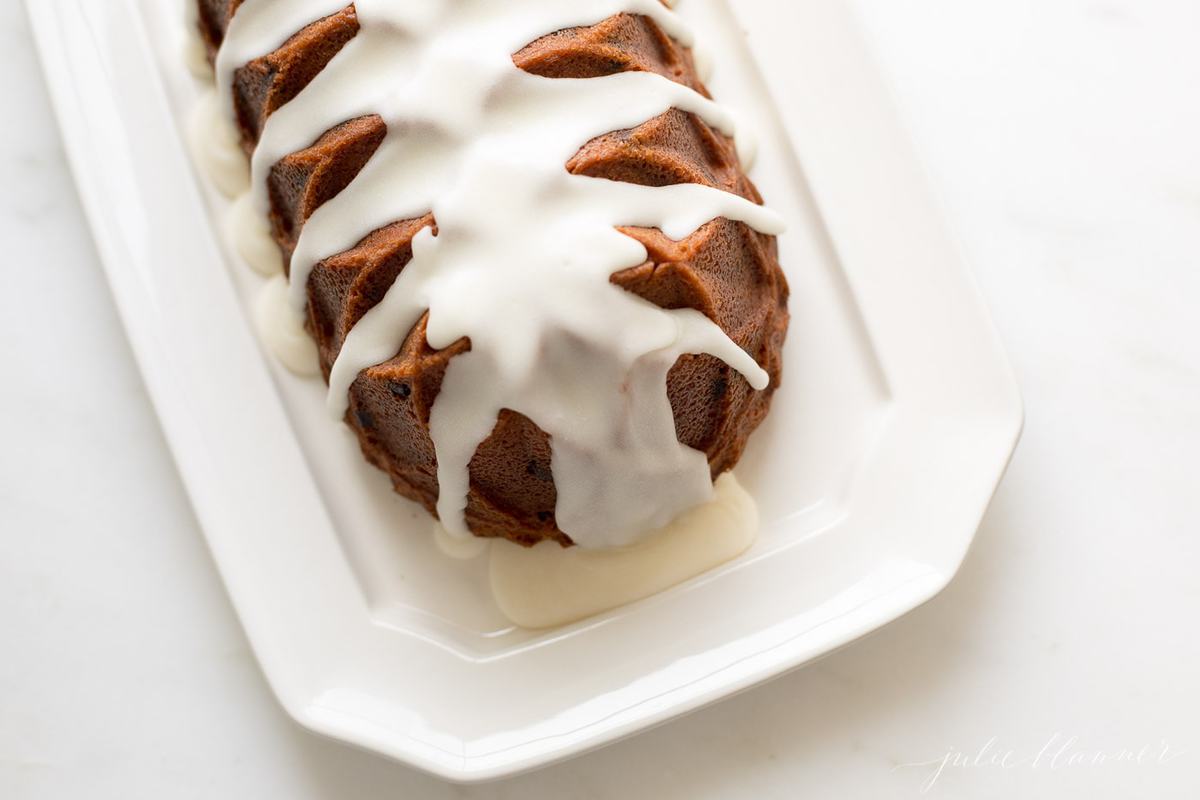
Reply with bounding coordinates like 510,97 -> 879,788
201,4 -> 790,546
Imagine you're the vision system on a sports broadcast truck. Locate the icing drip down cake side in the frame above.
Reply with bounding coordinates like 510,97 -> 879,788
194,0 -> 790,549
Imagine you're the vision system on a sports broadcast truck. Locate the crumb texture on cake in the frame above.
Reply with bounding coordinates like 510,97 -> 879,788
198,0 -> 789,547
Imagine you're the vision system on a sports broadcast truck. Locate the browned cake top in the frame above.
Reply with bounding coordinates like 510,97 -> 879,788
198,1 -> 790,546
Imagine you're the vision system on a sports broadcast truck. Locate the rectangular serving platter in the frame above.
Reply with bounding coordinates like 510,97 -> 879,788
27,0 -> 1022,782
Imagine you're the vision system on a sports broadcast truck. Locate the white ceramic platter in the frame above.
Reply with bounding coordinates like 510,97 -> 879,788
26,0 -> 1022,783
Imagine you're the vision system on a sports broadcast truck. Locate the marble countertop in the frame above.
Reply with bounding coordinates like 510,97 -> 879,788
3,0 -> 1197,797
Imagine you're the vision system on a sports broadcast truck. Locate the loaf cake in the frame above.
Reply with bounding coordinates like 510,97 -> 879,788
195,0 -> 790,549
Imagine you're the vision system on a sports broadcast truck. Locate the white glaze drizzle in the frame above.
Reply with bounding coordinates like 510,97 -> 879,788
188,89 -> 249,197
432,521 -> 492,561
182,0 -> 213,80
214,0 -> 784,548
255,275 -> 320,376
227,193 -> 282,276
183,37 -> 215,81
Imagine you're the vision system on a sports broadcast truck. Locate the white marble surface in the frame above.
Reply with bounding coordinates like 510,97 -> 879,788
2,0 -> 1198,797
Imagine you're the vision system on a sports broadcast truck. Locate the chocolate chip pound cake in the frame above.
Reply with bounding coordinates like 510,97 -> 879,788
196,0 -> 789,548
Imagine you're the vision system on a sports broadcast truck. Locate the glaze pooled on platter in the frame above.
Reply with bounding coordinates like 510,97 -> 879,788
206,0 -> 786,548
491,472 -> 757,628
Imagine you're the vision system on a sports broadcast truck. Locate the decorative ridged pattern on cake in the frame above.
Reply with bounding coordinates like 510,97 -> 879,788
197,1 -> 789,546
